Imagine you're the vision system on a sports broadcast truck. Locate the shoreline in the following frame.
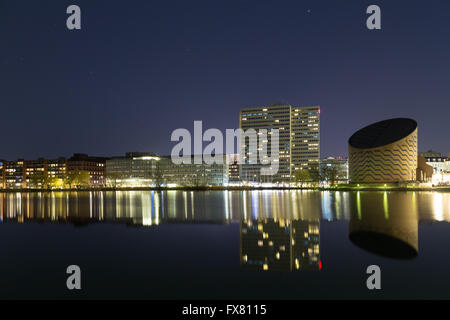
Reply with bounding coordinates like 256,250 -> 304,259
1,186 -> 450,193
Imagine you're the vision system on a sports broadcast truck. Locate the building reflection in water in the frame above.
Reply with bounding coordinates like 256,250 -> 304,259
0,191 -> 243,226
240,190 -> 321,272
320,191 -> 351,221
416,191 -> 450,222
240,219 -> 320,272
0,190 -> 323,272
1,190 -> 449,262
348,192 -> 419,259
0,190 -> 326,225
1,190 -> 448,226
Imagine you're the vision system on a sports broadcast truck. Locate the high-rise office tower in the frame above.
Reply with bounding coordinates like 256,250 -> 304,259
291,106 -> 320,172
239,104 -> 320,183
239,104 -> 291,182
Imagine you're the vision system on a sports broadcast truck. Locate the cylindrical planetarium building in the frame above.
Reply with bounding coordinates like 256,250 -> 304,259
348,118 -> 418,183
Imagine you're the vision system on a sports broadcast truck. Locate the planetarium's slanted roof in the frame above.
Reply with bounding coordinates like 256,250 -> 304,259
348,118 -> 417,149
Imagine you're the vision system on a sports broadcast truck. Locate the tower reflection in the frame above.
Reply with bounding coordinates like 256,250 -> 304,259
0,190 -> 323,272
240,218 -> 320,271
239,190 -> 321,272
348,192 -> 419,259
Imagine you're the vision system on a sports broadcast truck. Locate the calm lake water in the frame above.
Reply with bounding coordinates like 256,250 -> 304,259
0,190 -> 449,299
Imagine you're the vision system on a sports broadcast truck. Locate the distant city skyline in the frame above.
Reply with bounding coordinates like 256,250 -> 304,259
1,1 -> 450,160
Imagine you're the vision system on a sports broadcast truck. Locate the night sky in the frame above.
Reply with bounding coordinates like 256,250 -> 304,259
1,0 -> 449,160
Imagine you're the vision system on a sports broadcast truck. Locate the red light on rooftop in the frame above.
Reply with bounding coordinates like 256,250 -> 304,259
318,108 -> 321,114
319,260 -> 322,270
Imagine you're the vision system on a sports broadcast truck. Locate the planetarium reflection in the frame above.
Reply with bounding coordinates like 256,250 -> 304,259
348,191 -> 419,259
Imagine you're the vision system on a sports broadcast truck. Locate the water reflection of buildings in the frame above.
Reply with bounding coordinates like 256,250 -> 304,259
320,191 -> 351,221
240,218 -> 320,271
2,189 -> 450,273
417,191 -> 450,222
0,190 -> 323,272
0,191 -> 237,226
346,190 -> 450,259
0,190 -> 325,226
239,190 -> 322,271
1,190 -> 449,233
348,192 -> 419,259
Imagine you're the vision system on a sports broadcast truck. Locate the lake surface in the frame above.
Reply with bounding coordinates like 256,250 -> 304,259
0,190 -> 449,299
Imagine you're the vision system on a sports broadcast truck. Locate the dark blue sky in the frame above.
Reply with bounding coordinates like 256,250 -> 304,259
1,0 -> 449,160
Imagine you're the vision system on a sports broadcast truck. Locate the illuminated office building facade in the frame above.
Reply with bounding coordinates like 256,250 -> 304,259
239,104 -> 320,183
24,159 -> 47,188
0,161 -> 3,189
291,106 -> 320,172
226,154 -> 240,183
67,153 -> 107,187
47,158 -> 68,180
106,153 -> 232,187
106,152 -> 161,187
23,158 -> 67,188
320,157 -> 349,183
240,104 -> 291,182
0,154 -> 105,189
419,150 -> 448,174
159,155 -> 229,186
3,160 -> 26,189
